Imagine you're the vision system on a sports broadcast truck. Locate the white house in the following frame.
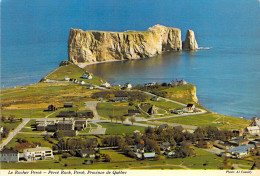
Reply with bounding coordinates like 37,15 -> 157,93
245,126 -> 260,134
101,82 -> 111,88
124,83 -> 132,89
24,146 -> 54,161
0,149 -> 19,162
80,81 -> 86,85
82,72 -> 92,79
64,76 -> 70,81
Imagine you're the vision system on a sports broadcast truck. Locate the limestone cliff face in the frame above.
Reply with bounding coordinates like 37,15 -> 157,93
68,25 -> 184,64
182,30 -> 198,50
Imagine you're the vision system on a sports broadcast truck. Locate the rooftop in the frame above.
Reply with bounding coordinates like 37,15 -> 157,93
24,147 -> 52,152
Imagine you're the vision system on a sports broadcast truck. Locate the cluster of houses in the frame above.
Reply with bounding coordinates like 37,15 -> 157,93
36,118 -> 88,137
171,79 -> 188,86
0,146 -> 54,162
244,117 -> 260,135
63,72 -> 95,87
197,134 -> 260,159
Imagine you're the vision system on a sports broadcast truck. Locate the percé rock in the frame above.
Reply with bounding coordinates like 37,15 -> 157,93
68,25 -> 198,64
182,30 -> 198,50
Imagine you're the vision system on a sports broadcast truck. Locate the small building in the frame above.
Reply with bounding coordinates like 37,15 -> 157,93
64,76 -> 70,81
88,86 -> 94,90
245,126 -> 260,134
228,136 -> 249,146
80,149 -> 95,158
135,153 -> 142,159
80,81 -> 86,85
56,121 -> 75,131
124,83 -> 132,89
133,130 -> 141,134
48,104 -> 57,111
128,109 -> 141,116
64,102 -> 73,108
184,104 -> 195,113
114,95 -> 128,102
171,109 -> 183,114
101,82 -> 111,88
227,144 -> 255,156
134,144 -> 145,153
144,82 -> 156,87
148,105 -> 158,115
0,148 -> 19,162
151,96 -> 159,101
0,127 -> 3,134
24,146 -> 54,161
143,152 -> 156,159
77,111 -> 94,119
74,120 -> 87,131
82,72 -> 92,79
233,149 -> 248,158
250,117 -> 260,127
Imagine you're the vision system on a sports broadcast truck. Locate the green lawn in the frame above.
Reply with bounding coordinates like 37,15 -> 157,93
1,120 -> 22,131
44,64 -> 103,86
98,122 -> 146,134
6,134 -> 54,151
97,102 -> 136,119
1,108 -> 51,119
158,113 -> 250,130
100,149 -> 135,162
148,99 -> 184,110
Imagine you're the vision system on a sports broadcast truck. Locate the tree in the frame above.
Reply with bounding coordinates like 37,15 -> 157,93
1,127 -> 10,138
104,154 -> 111,162
1,116 -> 6,122
115,116 -> 120,124
109,115 -> 114,122
120,116 -> 126,124
129,117 -> 136,125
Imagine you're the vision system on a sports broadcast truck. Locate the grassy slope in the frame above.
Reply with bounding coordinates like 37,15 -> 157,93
98,122 -> 146,134
44,64 -> 103,86
97,102 -> 136,119
157,112 -> 250,130
1,83 -> 98,118
6,134 -> 54,150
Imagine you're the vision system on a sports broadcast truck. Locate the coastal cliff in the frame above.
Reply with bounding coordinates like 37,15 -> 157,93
68,25 -> 198,64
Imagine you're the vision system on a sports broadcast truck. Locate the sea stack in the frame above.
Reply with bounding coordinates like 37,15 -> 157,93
68,25 -> 198,65
182,30 -> 198,50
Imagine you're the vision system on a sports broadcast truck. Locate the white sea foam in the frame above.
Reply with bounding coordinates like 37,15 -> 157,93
198,47 -> 212,50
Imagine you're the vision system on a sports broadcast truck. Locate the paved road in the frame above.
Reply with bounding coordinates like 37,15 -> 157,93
0,118 -> 30,149
88,121 -> 106,135
85,101 -> 101,120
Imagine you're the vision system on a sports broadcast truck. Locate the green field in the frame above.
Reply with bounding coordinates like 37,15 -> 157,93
97,102 -> 136,119
157,113 -> 250,130
6,134 -> 54,150
98,122 -> 146,134
1,108 -> 52,119
148,99 -> 185,111
44,64 -> 103,86
1,120 -> 22,131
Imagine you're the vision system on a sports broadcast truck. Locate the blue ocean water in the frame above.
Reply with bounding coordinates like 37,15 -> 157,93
1,0 -> 260,118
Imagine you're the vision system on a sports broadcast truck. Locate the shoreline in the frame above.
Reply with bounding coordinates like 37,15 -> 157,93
77,59 -> 127,69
